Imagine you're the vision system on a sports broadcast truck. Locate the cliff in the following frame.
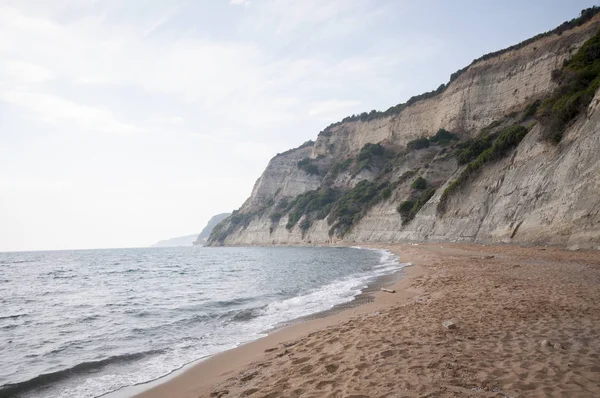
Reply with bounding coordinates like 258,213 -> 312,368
208,9 -> 600,250
194,213 -> 232,245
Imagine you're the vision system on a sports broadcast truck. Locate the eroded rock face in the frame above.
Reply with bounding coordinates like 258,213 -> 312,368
345,99 -> 600,250
240,144 -> 321,212
209,16 -> 600,250
312,20 -> 600,157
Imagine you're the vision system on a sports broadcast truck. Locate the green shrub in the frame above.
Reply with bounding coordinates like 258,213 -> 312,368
329,158 -> 353,178
521,99 -> 542,120
270,212 -> 283,223
396,200 -> 414,217
407,137 -> 430,150
536,28 -> 600,142
276,198 -> 288,209
299,218 -> 312,233
353,143 -> 390,175
328,180 -> 391,236
381,187 -> 392,200
285,188 -> 341,230
438,125 -> 529,214
358,143 -> 385,161
411,177 -> 427,190
297,157 -> 320,175
455,135 -> 496,165
429,129 -> 459,145
397,188 -> 436,224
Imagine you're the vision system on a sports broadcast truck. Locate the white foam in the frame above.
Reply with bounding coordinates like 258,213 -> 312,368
75,248 -> 405,398
248,248 -> 404,332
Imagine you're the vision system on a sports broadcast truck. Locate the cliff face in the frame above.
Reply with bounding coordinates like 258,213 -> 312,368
312,20 -> 596,158
209,12 -> 600,250
193,212 -> 232,245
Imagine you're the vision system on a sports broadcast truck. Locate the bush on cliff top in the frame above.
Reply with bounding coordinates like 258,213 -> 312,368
536,27 -> 600,143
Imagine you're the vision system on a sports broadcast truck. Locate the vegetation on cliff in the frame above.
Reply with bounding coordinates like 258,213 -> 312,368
437,125 -> 530,214
283,188 -> 340,231
407,129 -> 459,151
397,187 -> 436,225
327,180 -> 393,237
537,27 -> 600,143
209,9 -> 600,246
297,157 -> 320,175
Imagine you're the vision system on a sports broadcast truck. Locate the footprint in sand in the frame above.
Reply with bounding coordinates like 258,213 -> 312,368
291,357 -> 310,365
325,364 -> 339,373
315,380 -> 335,389
239,372 -> 258,382
380,349 -> 395,358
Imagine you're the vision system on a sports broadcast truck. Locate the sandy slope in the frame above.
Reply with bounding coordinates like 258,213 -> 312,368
136,243 -> 600,398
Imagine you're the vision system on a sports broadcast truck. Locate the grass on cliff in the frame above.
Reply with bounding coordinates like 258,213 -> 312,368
284,188 -> 340,231
407,129 -> 459,151
536,27 -> 600,143
437,125 -> 530,215
327,180 -> 393,237
397,187 -> 436,225
297,157 -> 320,175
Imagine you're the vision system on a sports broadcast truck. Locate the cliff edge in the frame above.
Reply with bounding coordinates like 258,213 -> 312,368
209,8 -> 600,250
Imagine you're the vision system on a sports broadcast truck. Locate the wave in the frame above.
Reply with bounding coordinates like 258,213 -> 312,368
0,349 -> 164,398
251,248 -> 404,331
0,313 -> 26,321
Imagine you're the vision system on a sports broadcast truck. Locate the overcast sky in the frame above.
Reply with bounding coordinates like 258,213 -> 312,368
0,0 -> 596,251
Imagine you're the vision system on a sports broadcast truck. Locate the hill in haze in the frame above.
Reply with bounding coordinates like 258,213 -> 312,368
151,234 -> 199,248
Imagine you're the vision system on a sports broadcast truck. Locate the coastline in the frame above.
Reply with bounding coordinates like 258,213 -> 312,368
132,247 -> 421,398
134,242 -> 600,398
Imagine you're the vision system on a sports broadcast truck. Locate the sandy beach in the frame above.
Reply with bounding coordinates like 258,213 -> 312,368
136,243 -> 600,398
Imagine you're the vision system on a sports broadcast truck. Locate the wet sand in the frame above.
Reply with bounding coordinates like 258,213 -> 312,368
136,243 -> 600,398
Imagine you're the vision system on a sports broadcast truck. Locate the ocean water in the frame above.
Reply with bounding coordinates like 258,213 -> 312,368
0,246 -> 403,398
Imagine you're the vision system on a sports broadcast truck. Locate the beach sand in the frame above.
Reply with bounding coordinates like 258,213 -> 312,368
136,243 -> 600,398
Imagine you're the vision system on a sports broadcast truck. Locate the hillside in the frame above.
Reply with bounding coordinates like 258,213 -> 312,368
194,213 -> 232,245
208,8 -> 600,250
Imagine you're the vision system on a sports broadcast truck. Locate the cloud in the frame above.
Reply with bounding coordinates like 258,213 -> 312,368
0,91 -> 143,135
0,2 -> 436,142
3,61 -> 54,83
230,0 -> 251,5
308,99 -> 361,117
246,0 -> 377,38
232,141 -> 274,161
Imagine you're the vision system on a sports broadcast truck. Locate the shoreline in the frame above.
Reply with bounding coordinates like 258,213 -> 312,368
132,247 -> 422,398
135,242 -> 600,398
105,247 -> 410,398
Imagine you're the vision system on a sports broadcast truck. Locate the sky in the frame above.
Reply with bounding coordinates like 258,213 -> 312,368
0,0 -> 597,251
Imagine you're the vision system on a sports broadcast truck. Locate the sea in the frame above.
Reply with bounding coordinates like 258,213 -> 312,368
0,246 -> 404,398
